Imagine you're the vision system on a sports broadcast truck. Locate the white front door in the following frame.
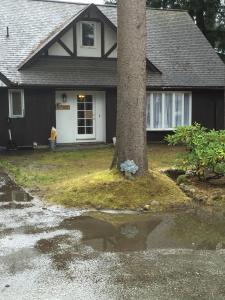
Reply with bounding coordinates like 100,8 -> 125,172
56,91 -> 106,144
56,92 -> 76,144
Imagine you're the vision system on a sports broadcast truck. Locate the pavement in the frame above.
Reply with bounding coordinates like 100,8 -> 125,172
1,172 -> 225,300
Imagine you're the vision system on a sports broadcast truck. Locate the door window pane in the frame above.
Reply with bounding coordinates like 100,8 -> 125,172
86,127 -> 93,134
78,119 -> 85,126
78,103 -> 85,110
164,93 -> 173,128
184,93 -> 190,126
86,103 -> 93,110
85,95 -> 93,102
153,93 -> 162,128
175,94 -> 182,126
78,127 -> 85,134
86,119 -> 93,127
78,111 -> 84,118
82,23 -> 95,47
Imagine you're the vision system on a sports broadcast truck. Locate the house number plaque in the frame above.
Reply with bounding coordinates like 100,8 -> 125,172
56,103 -> 70,110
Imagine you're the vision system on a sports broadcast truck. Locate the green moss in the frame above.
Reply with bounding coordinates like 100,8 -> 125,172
0,145 -> 189,210
177,174 -> 190,185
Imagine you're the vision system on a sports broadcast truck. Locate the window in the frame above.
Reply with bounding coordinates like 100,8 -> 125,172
81,22 -> 95,47
146,92 -> 192,130
8,89 -> 25,118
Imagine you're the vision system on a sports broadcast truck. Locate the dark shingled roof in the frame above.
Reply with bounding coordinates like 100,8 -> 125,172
0,0 -> 224,88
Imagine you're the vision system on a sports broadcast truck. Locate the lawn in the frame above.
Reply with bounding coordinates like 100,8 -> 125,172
0,145 -> 190,210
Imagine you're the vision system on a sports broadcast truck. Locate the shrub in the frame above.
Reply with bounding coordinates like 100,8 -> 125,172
165,124 -> 225,180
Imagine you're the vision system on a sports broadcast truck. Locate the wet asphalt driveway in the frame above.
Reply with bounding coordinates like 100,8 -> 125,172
1,172 -> 225,300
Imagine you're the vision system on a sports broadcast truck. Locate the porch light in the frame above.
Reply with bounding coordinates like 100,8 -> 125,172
78,94 -> 85,101
62,93 -> 67,103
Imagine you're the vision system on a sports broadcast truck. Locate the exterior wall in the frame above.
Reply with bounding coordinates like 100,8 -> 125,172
105,88 -> 225,143
0,88 -> 55,147
61,28 -> 74,52
48,28 -> 73,56
0,88 -> 9,146
106,89 -> 117,143
56,90 -> 106,143
1,87 -> 224,147
104,23 -> 117,58
48,42 -> 70,56
192,89 -> 224,130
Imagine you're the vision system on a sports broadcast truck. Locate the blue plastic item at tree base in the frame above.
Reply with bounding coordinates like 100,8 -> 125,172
120,160 -> 139,175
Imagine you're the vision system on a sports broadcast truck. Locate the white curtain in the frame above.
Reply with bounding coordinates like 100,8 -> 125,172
164,93 -> 173,128
146,94 -> 151,128
147,92 -> 191,130
184,93 -> 190,126
175,93 -> 182,126
153,93 -> 162,128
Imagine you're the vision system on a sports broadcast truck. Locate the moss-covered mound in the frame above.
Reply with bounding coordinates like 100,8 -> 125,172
48,170 -> 190,210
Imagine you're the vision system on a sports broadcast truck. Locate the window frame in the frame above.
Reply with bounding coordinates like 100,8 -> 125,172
80,21 -> 97,49
8,89 -> 25,118
146,91 -> 192,131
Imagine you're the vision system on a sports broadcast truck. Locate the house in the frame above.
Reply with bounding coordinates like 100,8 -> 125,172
0,0 -> 224,147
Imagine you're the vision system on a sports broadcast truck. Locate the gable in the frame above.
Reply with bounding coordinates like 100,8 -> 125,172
0,80 -> 6,87
18,3 -> 159,73
19,4 -> 119,69
0,72 -> 11,87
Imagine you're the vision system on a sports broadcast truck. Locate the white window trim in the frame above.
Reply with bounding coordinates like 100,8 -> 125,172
146,91 -> 192,131
80,21 -> 97,49
8,89 -> 25,118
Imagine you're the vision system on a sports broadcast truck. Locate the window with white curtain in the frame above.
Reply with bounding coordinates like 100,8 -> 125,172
146,92 -> 192,130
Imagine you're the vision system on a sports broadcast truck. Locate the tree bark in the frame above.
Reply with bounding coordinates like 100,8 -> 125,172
116,0 -> 148,176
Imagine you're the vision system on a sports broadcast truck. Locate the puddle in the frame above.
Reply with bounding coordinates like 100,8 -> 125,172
0,171 -> 32,207
58,211 -> 225,252
1,171 -> 225,299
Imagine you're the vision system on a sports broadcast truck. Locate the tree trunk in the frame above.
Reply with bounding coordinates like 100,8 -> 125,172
116,0 -> 148,176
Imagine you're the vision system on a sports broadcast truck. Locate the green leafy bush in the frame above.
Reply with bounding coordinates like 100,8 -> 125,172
165,124 -> 225,179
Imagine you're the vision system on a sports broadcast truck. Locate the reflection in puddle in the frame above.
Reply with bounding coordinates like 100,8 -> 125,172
58,211 -> 225,253
60,214 -> 162,252
0,172 -> 32,207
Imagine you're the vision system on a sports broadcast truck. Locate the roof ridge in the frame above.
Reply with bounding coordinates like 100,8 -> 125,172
30,0 -> 188,12
30,0 -> 115,7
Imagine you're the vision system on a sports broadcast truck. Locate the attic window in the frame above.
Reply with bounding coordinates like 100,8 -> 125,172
8,89 -> 25,118
81,21 -> 96,47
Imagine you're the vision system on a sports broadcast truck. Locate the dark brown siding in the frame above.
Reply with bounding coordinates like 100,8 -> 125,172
1,87 -> 224,147
192,90 -> 224,130
105,88 -> 225,143
0,88 -> 9,147
106,88 -> 117,143
0,88 -> 55,147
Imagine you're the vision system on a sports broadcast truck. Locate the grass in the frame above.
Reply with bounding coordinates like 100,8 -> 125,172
0,145 -> 189,210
